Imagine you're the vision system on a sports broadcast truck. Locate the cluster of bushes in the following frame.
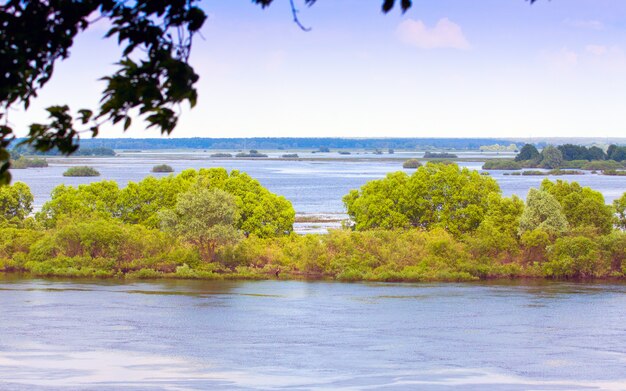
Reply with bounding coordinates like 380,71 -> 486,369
11,156 -> 48,169
1,163 -> 626,281
63,166 -> 100,177
210,153 -> 233,158
235,150 -> 268,158
603,170 -> 626,176
423,151 -> 458,159
503,170 -> 584,176
402,159 -> 421,169
482,160 -> 522,170
152,164 -> 174,173
485,143 -> 626,171
281,154 -> 299,158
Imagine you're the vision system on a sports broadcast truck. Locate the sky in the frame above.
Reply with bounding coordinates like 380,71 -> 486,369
9,0 -> 626,139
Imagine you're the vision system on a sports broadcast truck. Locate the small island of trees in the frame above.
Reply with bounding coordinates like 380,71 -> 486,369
402,159 -> 421,169
483,143 -> 626,172
152,164 -> 174,173
63,166 -> 101,177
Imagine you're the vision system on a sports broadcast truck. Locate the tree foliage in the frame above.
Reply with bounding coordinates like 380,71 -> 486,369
615,193 -> 626,230
514,144 -> 540,162
160,188 -> 241,261
37,168 -> 295,237
518,188 -> 568,237
343,162 -> 501,236
540,179 -> 615,235
0,182 -> 33,224
540,145 -> 564,169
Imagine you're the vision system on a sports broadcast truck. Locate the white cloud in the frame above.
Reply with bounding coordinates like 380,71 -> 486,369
545,47 -> 578,69
586,44 -> 608,56
563,18 -> 604,30
396,18 -> 470,50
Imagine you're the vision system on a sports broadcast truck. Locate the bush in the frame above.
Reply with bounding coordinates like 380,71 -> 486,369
402,159 -> 421,169
11,156 -> 48,169
584,160 -> 624,170
543,236 -> 607,278
210,153 -> 232,158
235,150 -> 268,158
281,154 -> 299,158
482,159 -> 521,170
603,169 -> 626,176
63,166 -> 100,177
152,164 -> 174,173
424,151 -> 457,159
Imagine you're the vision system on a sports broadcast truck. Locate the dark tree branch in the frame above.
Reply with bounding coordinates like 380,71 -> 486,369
290,0 -> 311,32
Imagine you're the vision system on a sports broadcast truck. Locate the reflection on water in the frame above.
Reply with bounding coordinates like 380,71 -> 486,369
2,278 -> 626,390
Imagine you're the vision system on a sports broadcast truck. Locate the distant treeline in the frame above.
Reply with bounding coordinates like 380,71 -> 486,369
12,145 -> 116,157
11,138 -> 520,151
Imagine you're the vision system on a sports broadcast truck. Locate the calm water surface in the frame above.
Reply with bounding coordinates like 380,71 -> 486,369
1,278 -> 626,390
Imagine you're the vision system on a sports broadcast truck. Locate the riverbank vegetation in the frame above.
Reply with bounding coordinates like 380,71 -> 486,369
483,143 -> 626,171
1,163 -> 626,281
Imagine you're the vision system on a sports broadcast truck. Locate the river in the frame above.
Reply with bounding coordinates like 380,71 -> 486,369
1,277 -> 626,390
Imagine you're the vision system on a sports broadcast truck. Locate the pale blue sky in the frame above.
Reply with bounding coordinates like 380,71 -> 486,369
10,0 -> 626,138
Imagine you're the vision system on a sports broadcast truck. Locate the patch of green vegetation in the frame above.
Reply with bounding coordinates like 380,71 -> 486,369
423,151 -> 458,159
482,159 -> 521,170
402,159 -> 421,169
62,166 -> 100,177
584,160 -> 624,171
11,156 -> 48,169
235,150 -> 268,158
210,153 -> 233,158
603,169 -> 626,176
281,154 -> 299,158
152,164 -> 174,173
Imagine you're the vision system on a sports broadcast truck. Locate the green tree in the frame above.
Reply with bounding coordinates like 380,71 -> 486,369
0,182 -> 33,224
543,236 -> 605,278
518,188 -> 568,237
540,145 -> 563,169
615,193 -> 626,230
588,146 -> 607,161
37,181 -> 121,227
515,144 -> 540,162
540,179 -> 615,235
159,188 -> 242,261
469,194 -> 525,259
344,162 -> 501,236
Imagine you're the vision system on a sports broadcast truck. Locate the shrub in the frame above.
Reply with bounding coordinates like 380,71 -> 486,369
543,236 -> 607,278
482,159 -> 521,170
423,151 -> 457,159
402,159 -> 421,169
152,164 -> 174,173
63,166 -> 100,177
11,156 -> 48,169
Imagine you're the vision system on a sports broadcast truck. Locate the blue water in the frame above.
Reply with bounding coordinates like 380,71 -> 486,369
1,278 -> 626,390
